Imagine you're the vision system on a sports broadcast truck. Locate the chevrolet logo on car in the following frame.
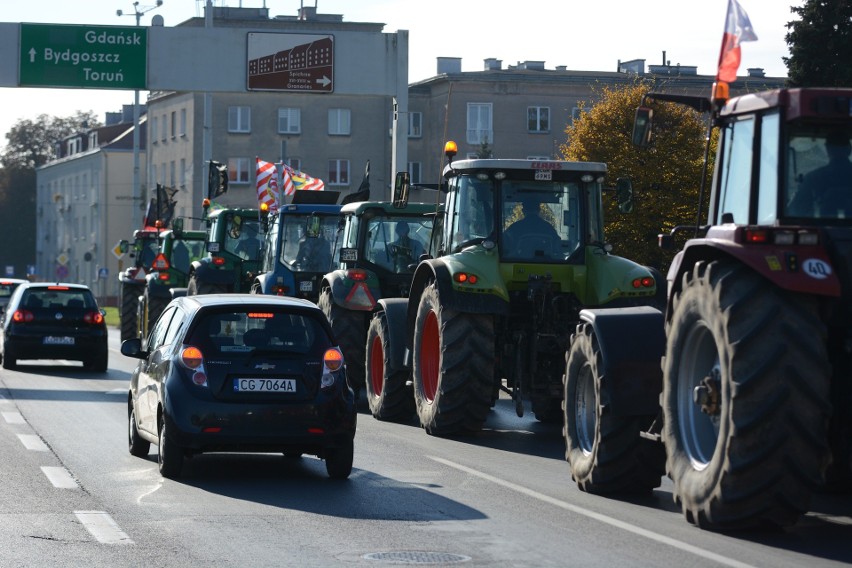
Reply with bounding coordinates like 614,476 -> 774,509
255,363 -> 275,370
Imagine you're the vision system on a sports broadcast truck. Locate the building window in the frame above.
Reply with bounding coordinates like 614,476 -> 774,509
179,108 -> 187,136
160,162 -> 166,186
88,132 -> 98,148
170,161 -> 176,187
228,157 -> 251,184
161,114 -> 167,142
228,106 -> 251,133
571,107 -> 583,123
180,158 -> 186,188
528,106 -> 550,133
67,137 -> 81,155
170,111 -> 177,138
409,112 -> 422,138
328,108 -> 351,136
327,159 -> 349,185
150,116 -> 158,144
278,108 -> 301,134
466,103 -> 492,145
408,161 -> 422,184
286,157 -> 301,171
152,165 -> 157,187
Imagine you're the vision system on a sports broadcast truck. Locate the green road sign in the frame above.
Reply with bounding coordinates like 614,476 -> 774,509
19,23 -> 147,89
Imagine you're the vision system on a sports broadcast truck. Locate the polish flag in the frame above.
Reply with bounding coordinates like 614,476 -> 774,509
716,0 -> 758,83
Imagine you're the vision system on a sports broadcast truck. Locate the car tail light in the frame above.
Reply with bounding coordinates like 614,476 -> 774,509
12,309 -> 34,323
83,311 -> 105,325
179,345 -> 208,387
212,256 -> 226,266
321,348 -> 344,389
152,253 -> 170,271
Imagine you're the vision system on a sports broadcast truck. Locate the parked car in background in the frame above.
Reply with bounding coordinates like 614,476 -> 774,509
0,278 -> 27,315
0,282 -> 108,371
120,294 -> 356,479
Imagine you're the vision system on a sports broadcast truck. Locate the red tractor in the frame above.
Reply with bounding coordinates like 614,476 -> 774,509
563,86 -> 852,530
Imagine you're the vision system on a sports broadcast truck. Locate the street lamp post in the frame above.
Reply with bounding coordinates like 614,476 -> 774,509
117,1 -> 163,229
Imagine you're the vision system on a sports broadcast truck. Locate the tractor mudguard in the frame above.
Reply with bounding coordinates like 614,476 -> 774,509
325,269 -> 381,311
145,276 -> 172,299
192,260 -> 235,285
376,298 -> 410,374
578,306 -> 665,416
410,260 -> 509,316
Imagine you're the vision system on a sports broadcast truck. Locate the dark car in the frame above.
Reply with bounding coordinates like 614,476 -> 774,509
0,278 -> 27,315
120,294 -> 356,479
0,282 -> 108,371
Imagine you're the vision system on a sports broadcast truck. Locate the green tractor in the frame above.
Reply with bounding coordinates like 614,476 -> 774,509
186,205 -> 264,295
318,200 -> 435,413
372,143 -> 660,435
135,219 -> 207,339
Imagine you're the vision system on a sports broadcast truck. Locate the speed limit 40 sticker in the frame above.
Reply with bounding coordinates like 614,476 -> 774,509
803,258 -> 832,279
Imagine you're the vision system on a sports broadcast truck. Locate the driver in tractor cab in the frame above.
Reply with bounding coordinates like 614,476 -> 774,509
295,216 -> 332,272
389,221 -> 424,272
234,222 -> 262,260
790,129 -> 852,217
502,194 -> 561,257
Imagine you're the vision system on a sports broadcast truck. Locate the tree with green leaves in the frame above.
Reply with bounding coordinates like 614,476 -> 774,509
560,80 -> 714,270
784,0 -> 852,87
1,111 -> 100,170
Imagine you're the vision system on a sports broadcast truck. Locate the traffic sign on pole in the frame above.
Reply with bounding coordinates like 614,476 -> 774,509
19,23 -> 147,89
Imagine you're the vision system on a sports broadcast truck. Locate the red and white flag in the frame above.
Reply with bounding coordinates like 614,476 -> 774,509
716,0 -> 758,83
256,158 -> 280,212
283,164 -> 325,194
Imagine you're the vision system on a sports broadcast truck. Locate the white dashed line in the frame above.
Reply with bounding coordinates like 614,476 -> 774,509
2,411 -> 25,424
41,466 -> 79,489
428,456 -> 757,568
74,511 -> 134,544
17,434 -> 48,451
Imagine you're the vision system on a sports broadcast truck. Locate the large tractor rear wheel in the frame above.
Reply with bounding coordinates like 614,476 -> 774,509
663,260 -> 831,530
412,283 -> 493,436
120,282 -> 143,341
145,287 -> 169,336
563,323 -> 664,494
365,312 -> 414,422
318,288 -> 367,393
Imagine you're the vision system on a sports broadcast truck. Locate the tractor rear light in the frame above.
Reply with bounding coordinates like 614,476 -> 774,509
631,277 -> 655,289
798,231 -> 819,245
273,285 -> 289,295
158,272 -> 170,281
83,311 -> 104,325
152,253 -> 170,270
773,231 -> 795,245
12,309 -> 34,323
744,229 -> 770,244
453,272 -> 478,285
347,269 -> 368,282
212,256 -> 226,266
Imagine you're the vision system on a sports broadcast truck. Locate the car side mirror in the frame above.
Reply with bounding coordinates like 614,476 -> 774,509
615,177 -> 634,214
120,338 -> 148,359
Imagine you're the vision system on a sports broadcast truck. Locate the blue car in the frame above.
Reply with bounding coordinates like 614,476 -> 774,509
120,293 -> 356,479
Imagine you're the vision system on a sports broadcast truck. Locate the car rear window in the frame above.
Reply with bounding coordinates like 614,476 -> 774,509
188,309 -> 332,357
21,287 -> 97,310
0,282 -> 21,299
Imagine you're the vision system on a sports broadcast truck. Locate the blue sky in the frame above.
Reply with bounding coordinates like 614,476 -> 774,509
0,0 -> 803,150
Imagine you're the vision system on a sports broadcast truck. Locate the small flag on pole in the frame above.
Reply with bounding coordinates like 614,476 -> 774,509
716,0 -> 758,83
256,158 -> 280,212
283,164 -> 325,193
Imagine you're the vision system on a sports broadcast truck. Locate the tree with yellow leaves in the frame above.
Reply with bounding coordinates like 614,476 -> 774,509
560,79 -> 715,270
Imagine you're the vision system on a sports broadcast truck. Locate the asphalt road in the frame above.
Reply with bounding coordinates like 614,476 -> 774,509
0,328 -> 850,568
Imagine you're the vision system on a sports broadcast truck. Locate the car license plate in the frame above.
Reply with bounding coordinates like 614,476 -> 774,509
44,336 -> 74,345
233,378 -> 296,392
299,280 -> 313,292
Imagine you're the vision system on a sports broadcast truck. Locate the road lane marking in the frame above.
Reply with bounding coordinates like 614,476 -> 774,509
41,466 -> 79,489
428,456 -> 757,568
17,434 -> 48,451
74,511 -> 134,545
2,411 -> 25,424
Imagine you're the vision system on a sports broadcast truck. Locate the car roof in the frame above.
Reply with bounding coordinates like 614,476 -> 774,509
19,282 -> 93,291
176,293 -> 320,312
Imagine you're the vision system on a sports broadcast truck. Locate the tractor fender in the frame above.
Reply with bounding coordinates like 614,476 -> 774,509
191,259 -> 234,285
667,235 -> 841,322
323,269 -> 381,311
577,306 -> 665,416
374,298 -> 410,373
253,272 -> 267,294
145,275 -> 171,299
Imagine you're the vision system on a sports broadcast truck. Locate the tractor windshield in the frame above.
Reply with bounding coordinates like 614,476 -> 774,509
279,214 -> 339,273
364,214 -> 433,273
223,215 -> 263,260
500,181 -> 584,261
785,124 -> 852,220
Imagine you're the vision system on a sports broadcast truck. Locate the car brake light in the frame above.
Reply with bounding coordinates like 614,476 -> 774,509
47,286 -> 70,290
83,311 -> 104,325
248,312 -> 274,319
12,309 -> 34,323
